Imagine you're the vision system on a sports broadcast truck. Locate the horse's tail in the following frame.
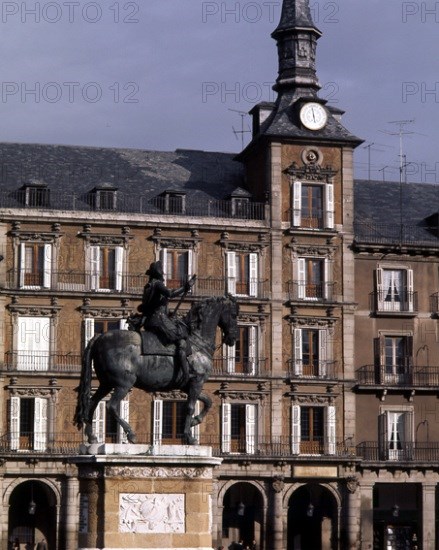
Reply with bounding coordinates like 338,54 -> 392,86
74,333 -> 100,429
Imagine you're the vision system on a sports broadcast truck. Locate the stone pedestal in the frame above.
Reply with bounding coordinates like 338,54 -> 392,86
74,444 -> 221,550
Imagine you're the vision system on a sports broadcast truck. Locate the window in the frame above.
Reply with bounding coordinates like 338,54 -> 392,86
9,396 -> 48,451
16,316 -> 51,371
225,325 -> 258,375
376,267 -> 414,312
89,245 -> 123,291
92,399 -> 129,444
293,328 -> 330,377
379,409 -> 413,460
84,318 -> 128,349
226,251 -> 258,297
292,181 -> 334,229
22,184 -> 50,207
291,404 -> 336,455
222,403 -> 256,454
231,197 -> 250,218
152,399 -> 199,445
297,257 -> 330,300
19,243 -> 52,289
375,335 -> 413,384
161,248 -> 193,289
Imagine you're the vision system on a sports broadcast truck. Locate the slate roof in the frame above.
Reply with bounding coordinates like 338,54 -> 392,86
0,142 -> 256,216
354,180 -> 439,246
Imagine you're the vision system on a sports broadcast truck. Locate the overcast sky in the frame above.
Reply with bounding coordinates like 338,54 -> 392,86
0,0 -> 438,183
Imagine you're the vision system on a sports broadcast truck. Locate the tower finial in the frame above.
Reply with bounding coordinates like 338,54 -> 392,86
272,0 -> 321,95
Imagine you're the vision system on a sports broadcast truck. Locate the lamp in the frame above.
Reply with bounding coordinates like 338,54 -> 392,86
306,503 -> 315,517
392,504 -> 399,518
237,501 -> 245,516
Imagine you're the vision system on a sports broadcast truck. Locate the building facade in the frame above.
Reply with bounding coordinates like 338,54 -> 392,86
0,1 -> 437,549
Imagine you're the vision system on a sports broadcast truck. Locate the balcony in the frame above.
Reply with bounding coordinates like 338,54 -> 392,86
357,441 -> 439,463
355,364 -> 439,388
3,352 -> 82,374
5,270 -> 270,299
430,292 -> 439,315
286,281 -> 336,303
287,360 -> 338,381
370,290 -> 418,316
212,357 -> 268,377
0,189 -> 267,220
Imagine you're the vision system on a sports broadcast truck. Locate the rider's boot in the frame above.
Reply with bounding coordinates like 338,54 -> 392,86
177,339 -> 195,381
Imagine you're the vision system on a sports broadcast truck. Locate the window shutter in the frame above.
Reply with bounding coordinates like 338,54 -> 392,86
407,268 -> 414,312
190,401 -> 201,443
249,253 -> 258,297
222,403 -> 231,453
153,399 -> 163,445
114,246 -> 123,291
245,404 -> 256,454
187,249 -> 193,279
376,267 -> 384,310
326,405 -> 336,455
406,336 -> 413,369
297,258 -> 306,299
378,412 -> 388,460
43,244 -> 52,289
90,246 -> 100,290
19,243 -> 26,288
160,249 -> 168,284
248,326 -> 257,375
226,251 -> 236,295
324,183 -> 334,229
374,336 -> 383,383
34,397 -> 48,451
119,318 -> 129,331
225,342 -> 235,374
404,411 -> 413,459
291,404 -> 301,454
293,328 -> 303,376
92,401 -> 105,444
18,317 -> 50,372
292,181 -> 302,226
84,318 -> 95,349
324,258 -> 330,300
9,397 -> 20,451
118,399 -> 129,444
319,329 -> 327,377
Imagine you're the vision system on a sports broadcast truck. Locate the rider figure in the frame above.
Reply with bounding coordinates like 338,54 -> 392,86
140,260 -> 196,381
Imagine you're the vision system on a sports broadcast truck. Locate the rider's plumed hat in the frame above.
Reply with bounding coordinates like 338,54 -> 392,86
145,260 -> 164,279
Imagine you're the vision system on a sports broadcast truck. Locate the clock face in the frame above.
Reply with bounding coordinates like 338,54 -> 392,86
300,102 -> 328,131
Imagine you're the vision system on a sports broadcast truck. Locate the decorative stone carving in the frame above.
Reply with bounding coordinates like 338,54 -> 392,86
78,230 -> 132,246
285,160 -> 337,183
346,476 -> 359,494
7,304 -> 61,316
106,466 -> 211,479
119,493 -> 185,533
272,475 -> 285,493
154,390 -> 187,400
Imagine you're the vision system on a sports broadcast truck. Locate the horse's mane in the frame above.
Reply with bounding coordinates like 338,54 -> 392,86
185,295 -> 237,332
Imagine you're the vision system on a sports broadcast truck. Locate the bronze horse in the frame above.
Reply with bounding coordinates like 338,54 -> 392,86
74,295 -> 238,445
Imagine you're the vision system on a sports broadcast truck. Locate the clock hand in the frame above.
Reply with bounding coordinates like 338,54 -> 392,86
312,108 -> 316,122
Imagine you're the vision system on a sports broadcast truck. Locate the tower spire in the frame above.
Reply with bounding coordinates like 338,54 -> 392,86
271,0 -> 321,95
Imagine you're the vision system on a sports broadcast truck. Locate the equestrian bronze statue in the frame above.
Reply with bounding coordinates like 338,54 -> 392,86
74,264 -> 238,445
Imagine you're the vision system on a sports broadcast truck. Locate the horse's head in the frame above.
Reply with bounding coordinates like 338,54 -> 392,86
218,294 -> 239,347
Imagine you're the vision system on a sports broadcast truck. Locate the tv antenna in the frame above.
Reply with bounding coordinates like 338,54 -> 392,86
362,142 -> 389,181
229,109 -> 251,150
380,119 -> 415,183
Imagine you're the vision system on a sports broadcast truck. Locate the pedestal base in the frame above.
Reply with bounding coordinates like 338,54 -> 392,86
74,445 -> 221,550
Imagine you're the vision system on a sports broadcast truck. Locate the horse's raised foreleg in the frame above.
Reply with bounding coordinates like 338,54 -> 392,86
190,392 -> 212,428
85,384 -> 112,444
183,380 -> 204,445
106,386 -> 136,444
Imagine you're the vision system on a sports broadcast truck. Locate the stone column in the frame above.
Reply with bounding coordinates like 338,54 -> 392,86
271,476 -> 284,550
346,476 -> 361,549
65,474 -> 79,550
422,483 -> 435,550
360,483 -> 374,550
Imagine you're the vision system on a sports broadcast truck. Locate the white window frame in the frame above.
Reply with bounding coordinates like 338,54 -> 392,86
160,248 -> 193,286
379,406 -> 414,461
291,404 -> 336,456
19,242 -> 52,290
293,327 -> 329,377
376,265 -> 414,313
221,402 -> 257,455
83,318 -> 127,350
16,316 -> 51,371
91,396 -> 130,444
9,396 -> 48,451
296,257 -> 330,300
225,324 -> 258,376
376,332 -> 413,384
292,180 -> 334,229
226,251 -> 259,298
89,245 -> 124,292
152,399 -> 200,446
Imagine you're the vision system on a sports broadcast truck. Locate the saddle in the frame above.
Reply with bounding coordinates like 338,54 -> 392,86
141,331 -> 176,356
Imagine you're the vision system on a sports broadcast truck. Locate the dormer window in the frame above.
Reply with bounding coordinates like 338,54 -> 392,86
20,181 -> 50,208
228,188 -> 252,218
90,183 -> 117,211
160,190 -> 186,214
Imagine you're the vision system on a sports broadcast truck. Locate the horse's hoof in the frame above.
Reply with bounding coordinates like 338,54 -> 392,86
185,436 -> 197,445
128,433 -> 137,444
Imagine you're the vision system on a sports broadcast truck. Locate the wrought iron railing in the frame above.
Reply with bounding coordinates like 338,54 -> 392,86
355,365 -> 439,387
354,223 -> 439,246
212,357 -> 268,377
286,281 -> 336,302
356,441 -> 439,462
287,360 -> 338,380
3,352 -> 82,373
0,189 -> 267,220
369,290 -> 418,313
